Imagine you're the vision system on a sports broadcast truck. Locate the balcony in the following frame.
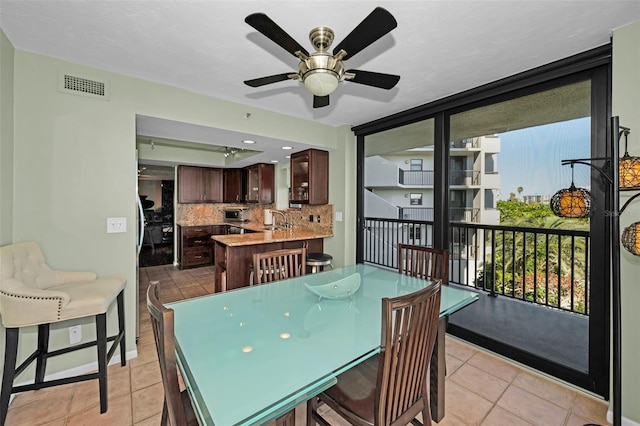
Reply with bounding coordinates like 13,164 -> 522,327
363,217 -> 590,387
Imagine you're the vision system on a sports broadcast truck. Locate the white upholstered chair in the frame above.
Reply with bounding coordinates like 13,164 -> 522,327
0,241 -> 126,425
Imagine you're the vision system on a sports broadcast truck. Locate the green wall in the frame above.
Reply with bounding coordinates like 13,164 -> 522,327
0,29 -> 14,246
6,47 -> 355,378
613,20 -> 640,424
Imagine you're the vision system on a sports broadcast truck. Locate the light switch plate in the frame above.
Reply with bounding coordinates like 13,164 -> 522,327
107,217 -> 127,233
335,212 -> 343,222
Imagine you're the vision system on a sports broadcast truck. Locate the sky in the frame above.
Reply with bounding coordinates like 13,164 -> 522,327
497,117 -> 591,200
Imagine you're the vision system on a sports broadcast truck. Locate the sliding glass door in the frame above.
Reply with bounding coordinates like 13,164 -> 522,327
355,47 -> 611,397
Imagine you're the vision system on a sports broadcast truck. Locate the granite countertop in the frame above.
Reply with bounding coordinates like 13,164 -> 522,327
211,225 -> 332,247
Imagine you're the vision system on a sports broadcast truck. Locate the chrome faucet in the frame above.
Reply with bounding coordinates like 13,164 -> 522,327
271,210 -> 289,229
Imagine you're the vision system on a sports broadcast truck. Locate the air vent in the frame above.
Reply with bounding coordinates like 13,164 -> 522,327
58,72 -> 110,100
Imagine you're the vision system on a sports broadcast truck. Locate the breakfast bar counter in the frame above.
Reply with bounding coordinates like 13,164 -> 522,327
212,227 -> 332,292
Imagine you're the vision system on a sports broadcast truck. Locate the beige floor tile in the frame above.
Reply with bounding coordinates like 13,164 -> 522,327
42,420 -> 67,426
446,337 -> 478,362
467,351 -> 520,383
134,412 -> 163,425
445,353 -> 466,376
7,382 -> 75,409
69,364 -> 131,414
497,385 -> 568,426
66,392 -> 132,426
481,405 -> 534,426
444,380 -> 494,426
131,361 -> 162,392
449,363 -> 510,403
434,413 -> 473,425
570,392 -> 611,425
5,386 -> 72,426
512,370 -> 575,408
131,381 -> 165,423
128,339 -> 159,368
179,284 -> 209,299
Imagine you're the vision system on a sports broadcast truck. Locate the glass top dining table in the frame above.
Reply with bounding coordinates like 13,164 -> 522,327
170,263 -> 478,426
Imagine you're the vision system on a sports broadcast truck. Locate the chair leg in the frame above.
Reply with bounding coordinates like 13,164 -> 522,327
35,324 -> 50,383
117,291 -> 126,366
96,313 -> 108,413
1,328 -> 19,426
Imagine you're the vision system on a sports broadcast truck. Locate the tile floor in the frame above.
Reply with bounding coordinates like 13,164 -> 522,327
5,264 -> 611,426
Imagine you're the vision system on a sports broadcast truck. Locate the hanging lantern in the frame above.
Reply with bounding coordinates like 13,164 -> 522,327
550,164 -> 591,218
619,153 -> 640,189
621,222 -> 640,256
618,128 -> 640,190
550,184 -> 592,218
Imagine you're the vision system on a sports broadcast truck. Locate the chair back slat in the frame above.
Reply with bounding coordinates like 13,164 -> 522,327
252,248 -> 307,285
376,281 -> 441,426
146,282 -> 190,426
398,244 -> 449,285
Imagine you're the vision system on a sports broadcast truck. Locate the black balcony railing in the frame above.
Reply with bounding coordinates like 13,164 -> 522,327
363,217 -> 590,315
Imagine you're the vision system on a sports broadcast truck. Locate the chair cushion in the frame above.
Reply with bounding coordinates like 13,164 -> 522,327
306,253 -> 333,262
322,354 -> 379,424
51,276 -> 126,321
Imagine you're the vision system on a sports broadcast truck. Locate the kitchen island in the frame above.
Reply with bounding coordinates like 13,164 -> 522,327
212,226 -> 332,292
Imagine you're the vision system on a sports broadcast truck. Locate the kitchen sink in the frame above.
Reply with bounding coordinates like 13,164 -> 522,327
263,226 -> 281,231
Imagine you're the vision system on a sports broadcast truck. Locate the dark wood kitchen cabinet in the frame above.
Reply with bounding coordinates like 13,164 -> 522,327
178,165 -> 223,203
178,224 -> 227,269
223,168 -> 243,203
290,149 -> 328,205
244,163 -> 274,204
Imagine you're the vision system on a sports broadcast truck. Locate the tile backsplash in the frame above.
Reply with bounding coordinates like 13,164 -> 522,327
176,203 -> 334,235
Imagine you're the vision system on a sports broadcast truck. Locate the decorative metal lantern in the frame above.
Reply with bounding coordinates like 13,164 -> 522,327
619,153 -> 640,190
621,221 -> 640,256
550,183 -> 592,218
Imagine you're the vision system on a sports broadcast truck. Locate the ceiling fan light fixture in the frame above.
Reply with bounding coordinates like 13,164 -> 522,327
303,69 -> 339,96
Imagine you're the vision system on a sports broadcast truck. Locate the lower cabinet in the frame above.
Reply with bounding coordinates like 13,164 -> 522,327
178,225 -> 227,269
214,238 -> 323,292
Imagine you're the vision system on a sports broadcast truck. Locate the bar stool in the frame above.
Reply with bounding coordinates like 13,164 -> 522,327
0,242 -> 126,425
306,252 -> 333,274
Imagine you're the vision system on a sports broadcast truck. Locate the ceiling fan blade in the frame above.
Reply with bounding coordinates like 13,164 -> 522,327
244,73 -> 293,87
245,13 -> 309,57
333,7 -> 397,61
313,95 -> 330,108
346,70 -> 400,89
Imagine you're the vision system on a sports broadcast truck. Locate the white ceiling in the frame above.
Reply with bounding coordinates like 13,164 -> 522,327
2,0 -> 639,165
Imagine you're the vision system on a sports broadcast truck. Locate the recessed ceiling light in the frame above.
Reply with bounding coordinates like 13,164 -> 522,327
285,155 -> 290,159
271,160 -> 279,163
242,140 -> 256,144
282,146 -> 293,150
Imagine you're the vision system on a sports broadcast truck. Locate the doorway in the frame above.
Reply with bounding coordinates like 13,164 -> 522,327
138,164 -> 175,267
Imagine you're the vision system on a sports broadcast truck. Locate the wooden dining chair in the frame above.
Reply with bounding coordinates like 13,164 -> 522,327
307,280 -> 442,426
398,244 -> 449,285
146,282 -> 199,426
252,247 -> 307,284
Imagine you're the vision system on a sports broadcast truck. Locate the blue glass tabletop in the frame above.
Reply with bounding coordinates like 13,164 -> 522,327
170,264 -> 477,425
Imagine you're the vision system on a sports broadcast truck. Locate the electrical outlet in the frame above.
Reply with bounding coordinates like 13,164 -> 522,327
69,325 -> 82,344
316,215 -> 321,223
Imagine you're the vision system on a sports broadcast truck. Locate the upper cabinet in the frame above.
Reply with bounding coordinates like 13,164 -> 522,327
290,149 -> 329,205
223,168 -> 243,203
245,163 -> 275,204
178,165 -> 223,203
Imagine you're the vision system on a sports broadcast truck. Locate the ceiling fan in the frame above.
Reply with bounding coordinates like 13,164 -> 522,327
243,7 -> 400,108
